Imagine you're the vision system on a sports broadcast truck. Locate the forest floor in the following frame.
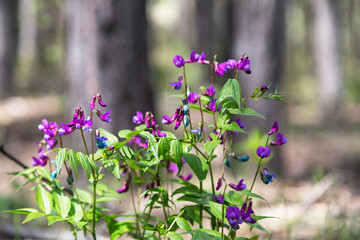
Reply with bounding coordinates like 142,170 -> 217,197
0,95 -> 359,240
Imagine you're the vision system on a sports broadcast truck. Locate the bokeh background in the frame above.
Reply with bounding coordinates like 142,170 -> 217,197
1,0 -> 360,239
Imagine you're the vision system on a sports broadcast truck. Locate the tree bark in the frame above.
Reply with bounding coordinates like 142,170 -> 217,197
232,0 -> 286,174
0,1 -> 19,99
66,0 -> 153,132
311,0 -> 343,122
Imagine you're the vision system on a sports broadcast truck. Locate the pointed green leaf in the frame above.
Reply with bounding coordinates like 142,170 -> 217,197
218,79 -> 241,109
36,167 -> 52,182
176,217 -> 191,232
103,158 -> 121,180
182,153 -> 208,181
167,231 -> 183,240
202,140 -> 221,156
36,185 -> 52,214
6,208 -> 38,214
55,148 -> 67,176
69,199 -> 84,222
67,149 -> 79,180
76,188 -> 92,204
225,191 -> 243,206
99,128 -> 118,145
171,139 -> 183,174
229,108 -> 266,119
118,129 -> 132,139
77,152 -> 91,179
47,215 -> 66,226
22,212 -> 46,224
53,192 -> 71,218
219,122 -> 246,133
209,201 -> 227,222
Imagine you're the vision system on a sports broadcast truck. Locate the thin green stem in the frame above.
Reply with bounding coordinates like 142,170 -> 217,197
208,161 -> 216,195
199,181 -> 203,228
162,202 -> 168,227
130,172 -> 139,236
198,98 -> 206,143
80,129 -> 89,156
166,209 -> 185,233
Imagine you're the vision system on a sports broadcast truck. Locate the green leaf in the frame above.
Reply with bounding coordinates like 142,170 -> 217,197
158,137 -> 170,159
192,228 -> 230,240
103,158 -> 121,180
118,129 -> 132,139
36,185 -> 53,214
67,149 -> 79,180
209,201 -> 226,222
36,167 -> 52,182
23,212 -> 46,224
182,153 -> 208,182
77,152 -> 91,179
253,215 -> 278,221
229,108 -> 266,119
167,231 -> 183,240
104,216 -> 136,240
177,195 -> 208,205
6,208 -> 38,214
218,79 -> 241,109
202,140 -> 221,156
247,222 -> 272,234
171,139 -> 183,174
188,104 -> 213,114
76,188 -> 92,204
69,199 -> 84,222
99,128 -> 118,145
52,192 -> 71,218
241,189 -> 269,206
55,148 -> 67,176
172,185 -> 199,197
47,215 -> 66,226
176,217 -> 191,232
219,122 -> 246,133
225,191 -> 243,206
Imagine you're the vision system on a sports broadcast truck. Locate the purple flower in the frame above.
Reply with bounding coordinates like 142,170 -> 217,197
168,162 -> 178,174
256,146 -> 271,159
237,55 -> 251,74
154,124 -> 166,137
96,110 -> 111,122
117,181 -> 129,193
179,173 -> 192,181
96,93 -> 107,107
270,133 -> 287,146
31,156 -> 47,166
241,201 -> 256,223
170,74 -> 183,90
229,179 -> 246,191
215,62 -> 227,76
133,111 -> 145,125
205,99 -> 219,112
186,50 -> 199,63
226,206 -> 242,230
162,107 -> 181,125
185,50 -> 210,64
213,195 -> 224,204
128,135 -> 148,148
202,84 -> 216,97
216,177 -> 222,191
90,95 -> 96,110
187,92 -> 199,104
174,109 -> 184,130
260,85 -> 269,91
173,55 -> 185,68
268,121 -> 278,135
261,167 -> 276,184
59,122 -> 72,135
225,59 -> 238,71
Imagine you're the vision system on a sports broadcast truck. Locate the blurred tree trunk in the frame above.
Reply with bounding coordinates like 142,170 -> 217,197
67,0 -> 153,132
311,0 -> 343,122
232,0 -> 286,174
0,1 -> 19,99
67,0 -> 99,112
96,0 -> 153,131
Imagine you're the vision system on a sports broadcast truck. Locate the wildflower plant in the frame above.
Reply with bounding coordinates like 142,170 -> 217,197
7,49 -> 286,240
